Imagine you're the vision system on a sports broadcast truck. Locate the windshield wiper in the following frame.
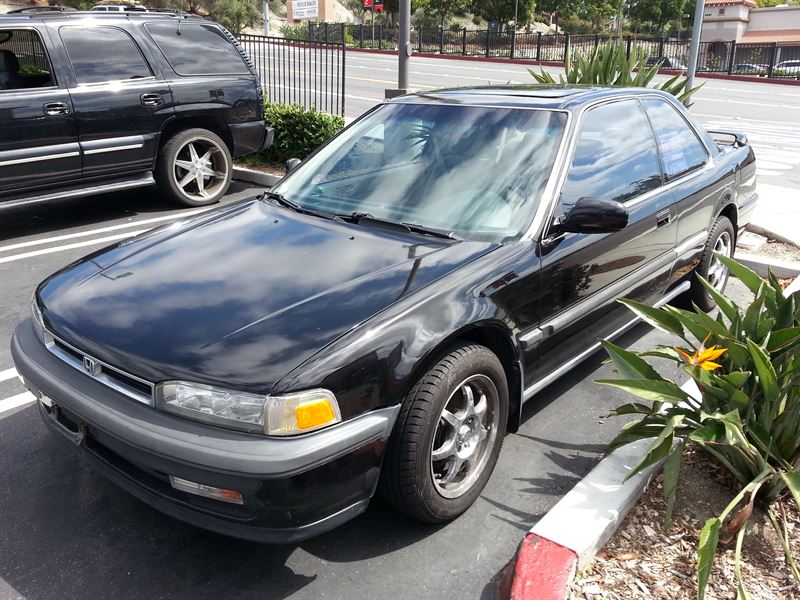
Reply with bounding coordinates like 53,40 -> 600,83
342,212 -> 460,240
261,191 -> 337,221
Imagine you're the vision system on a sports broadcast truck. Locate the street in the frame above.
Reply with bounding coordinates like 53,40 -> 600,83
0,51 -> 797,600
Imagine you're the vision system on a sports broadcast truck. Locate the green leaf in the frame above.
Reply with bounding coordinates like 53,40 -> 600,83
746,339 -> 779,404
618,298 -> 685,337
610,402 -> 656,416
720,371 -> 751,388
767,327 -> 800,352
601,340 -> 663,380
624,415 -> 684,481
662,445 -> 683,529
780,471 -> 800,507
715,253 -> 765,295
698,276 -> 741,323
697,517 -> 722,600
597,378 -> 689,404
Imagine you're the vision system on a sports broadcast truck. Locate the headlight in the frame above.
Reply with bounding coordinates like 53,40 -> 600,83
155,382 -> 341,436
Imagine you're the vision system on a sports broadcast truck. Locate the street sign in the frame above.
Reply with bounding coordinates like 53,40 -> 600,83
292,0 -> 318,20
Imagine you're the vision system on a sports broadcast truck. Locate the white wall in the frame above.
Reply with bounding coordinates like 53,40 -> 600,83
748,6 -> 800,31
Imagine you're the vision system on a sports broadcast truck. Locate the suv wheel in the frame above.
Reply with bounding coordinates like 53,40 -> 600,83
379,343 -> 508,523
157,128 -> 232,207
691,215 -> 735,312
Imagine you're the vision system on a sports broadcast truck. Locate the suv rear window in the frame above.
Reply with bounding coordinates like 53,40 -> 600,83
60,26 -> 152,84
145,22 -> 249,76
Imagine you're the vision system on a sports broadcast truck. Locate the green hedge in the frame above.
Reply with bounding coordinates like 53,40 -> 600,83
256,103 -> 344,164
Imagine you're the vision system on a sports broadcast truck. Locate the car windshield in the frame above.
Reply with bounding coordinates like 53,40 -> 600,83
271,102 -> 567,242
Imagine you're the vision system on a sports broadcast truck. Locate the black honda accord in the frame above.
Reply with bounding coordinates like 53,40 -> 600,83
12,86 -> 757,542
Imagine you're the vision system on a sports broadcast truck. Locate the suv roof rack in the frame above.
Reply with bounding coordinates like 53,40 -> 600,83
0,11 -> 202,20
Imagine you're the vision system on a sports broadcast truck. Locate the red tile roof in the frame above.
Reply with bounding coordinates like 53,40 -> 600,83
704,0 -> 757,6
740,29 -> 800,44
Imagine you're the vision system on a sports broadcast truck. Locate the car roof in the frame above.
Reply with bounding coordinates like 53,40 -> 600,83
388,85 -> 676,111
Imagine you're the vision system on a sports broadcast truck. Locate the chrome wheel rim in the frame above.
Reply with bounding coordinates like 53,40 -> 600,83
172,137 -> 229,201
708,231 -> 733,291
430,374 -> 500,499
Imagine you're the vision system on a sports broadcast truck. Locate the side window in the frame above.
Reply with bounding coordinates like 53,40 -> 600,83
642,98 -> 708,180
0,28 -> 54,91
144,22 -> 249,76
60,26 -> 152,85
561,100 -> 662,211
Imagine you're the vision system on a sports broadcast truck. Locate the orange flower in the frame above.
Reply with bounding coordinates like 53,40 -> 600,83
676,338 -> 727,371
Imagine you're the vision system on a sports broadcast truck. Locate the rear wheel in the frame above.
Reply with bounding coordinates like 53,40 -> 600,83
691,215 -> 735,312
156,128 -> 232,207
379,343 -> 508,523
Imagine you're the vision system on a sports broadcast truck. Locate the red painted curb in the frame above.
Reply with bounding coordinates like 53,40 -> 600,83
345,46 -> 800,86
509,533 -> 578,600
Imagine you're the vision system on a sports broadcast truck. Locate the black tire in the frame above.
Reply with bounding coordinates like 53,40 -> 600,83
691,216 -> 735,312
156,128 -> 232,207
379,343 -> 509,523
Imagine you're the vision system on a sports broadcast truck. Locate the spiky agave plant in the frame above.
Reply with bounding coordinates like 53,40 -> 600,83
529,42 -> 702,106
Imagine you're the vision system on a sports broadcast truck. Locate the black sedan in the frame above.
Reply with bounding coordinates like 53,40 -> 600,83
12,86 -> 758,542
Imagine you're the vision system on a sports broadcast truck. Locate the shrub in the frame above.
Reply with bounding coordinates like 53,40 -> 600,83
529,41 -> 702,106
280,23 -> 309,40
262,103 -> 344,163
599,255 -> 799,599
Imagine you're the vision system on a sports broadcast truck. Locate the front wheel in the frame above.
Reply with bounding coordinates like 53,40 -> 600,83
156,128 -> 232,207
379,343 -> 508,523
691,215 -> 735,312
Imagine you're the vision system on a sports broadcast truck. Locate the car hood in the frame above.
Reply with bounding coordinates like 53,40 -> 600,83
38,200 -> 494,393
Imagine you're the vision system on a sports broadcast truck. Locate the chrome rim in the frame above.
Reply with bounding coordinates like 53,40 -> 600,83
708,231 -> 733,291
172,137 -> 229,201
430,374 -> 500,499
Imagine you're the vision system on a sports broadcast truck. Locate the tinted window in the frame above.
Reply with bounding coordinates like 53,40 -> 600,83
643,98 -> 707,180
0,29 -> 54,90
561,100 -> 662,210
145,22 -> 249,76
60,26 -> 152,84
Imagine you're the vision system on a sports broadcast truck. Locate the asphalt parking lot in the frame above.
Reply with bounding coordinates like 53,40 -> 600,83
0,178 -> 754,600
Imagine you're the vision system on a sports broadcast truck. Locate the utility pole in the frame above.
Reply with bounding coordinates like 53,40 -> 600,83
263,0 -> 270,36
385,0 -> 411,97
686,0 -> 705,91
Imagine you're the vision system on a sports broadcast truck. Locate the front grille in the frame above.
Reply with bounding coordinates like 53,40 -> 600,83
45,330 -> 155,406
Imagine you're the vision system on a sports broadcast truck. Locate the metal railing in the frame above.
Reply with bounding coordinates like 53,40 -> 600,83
238,34 -> 346,116
0,29 -> 50,71
307,23 -> 800,79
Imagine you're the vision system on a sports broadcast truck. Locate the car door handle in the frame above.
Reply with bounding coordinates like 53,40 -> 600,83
43,102 -> 70,116
656,210 -> 671,228
140,93 -> 163,106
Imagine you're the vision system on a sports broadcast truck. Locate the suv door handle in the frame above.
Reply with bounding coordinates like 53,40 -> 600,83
43,102 -> 70,116
140,93 -> 163,106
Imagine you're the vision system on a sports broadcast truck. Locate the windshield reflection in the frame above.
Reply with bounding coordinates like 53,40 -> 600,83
273,103 -> 567,242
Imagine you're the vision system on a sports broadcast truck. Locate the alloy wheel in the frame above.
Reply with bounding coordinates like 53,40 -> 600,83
171,136 -> 229,202
708,230 -> 733,291
430,374 -> 500,499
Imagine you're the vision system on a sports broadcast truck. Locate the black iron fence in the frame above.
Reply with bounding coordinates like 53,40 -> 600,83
238,34 -> 346,116
308,23 -> 800,79
0,29 -> 50,71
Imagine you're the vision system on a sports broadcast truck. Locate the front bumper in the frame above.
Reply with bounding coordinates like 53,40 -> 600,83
11,319 -> 399,543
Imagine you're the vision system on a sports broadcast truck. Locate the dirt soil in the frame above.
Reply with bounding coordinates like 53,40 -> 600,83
747,239 -> 800,263
234,160 -> 285,177
571,447 -> 800,599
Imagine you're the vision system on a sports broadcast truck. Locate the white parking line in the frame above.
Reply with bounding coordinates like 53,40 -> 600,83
0,391 -> 35,415
0,230 -> 147,265
0,209 -> 207,254
0,367 -> 18,383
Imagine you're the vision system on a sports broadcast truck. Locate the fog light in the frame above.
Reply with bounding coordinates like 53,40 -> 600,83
169,476 -> 243,505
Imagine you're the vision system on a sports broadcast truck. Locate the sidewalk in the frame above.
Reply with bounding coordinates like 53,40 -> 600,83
750,183 -> 800,246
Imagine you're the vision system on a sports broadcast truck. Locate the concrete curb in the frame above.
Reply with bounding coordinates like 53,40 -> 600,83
506,438 -> 671,599
232,166 -> 281,187
745,223 -> 799,249
735,252 -> 800,279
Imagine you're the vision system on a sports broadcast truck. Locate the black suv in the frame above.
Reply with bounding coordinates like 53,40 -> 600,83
0,12 -> 268,209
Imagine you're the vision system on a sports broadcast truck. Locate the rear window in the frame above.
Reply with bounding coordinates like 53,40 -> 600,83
145,22 -> 249,76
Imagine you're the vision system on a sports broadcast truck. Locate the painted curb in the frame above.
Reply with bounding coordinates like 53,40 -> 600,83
735,252 -> 800,279
344,47 -> 800,86
504,438 -> 671,599
232,166 -> 281,187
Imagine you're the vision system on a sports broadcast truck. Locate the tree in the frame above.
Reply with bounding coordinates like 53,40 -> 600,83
536,0 -> 579,30
210,0 -> 262,34
418,0 -> 471,28
580,0 -> 623,30
629,0 -> 688,31
471,0 -> 535,27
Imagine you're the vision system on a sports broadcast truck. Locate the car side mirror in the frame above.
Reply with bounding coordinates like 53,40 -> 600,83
557,197 -> 629,235
285,158 -> 301,174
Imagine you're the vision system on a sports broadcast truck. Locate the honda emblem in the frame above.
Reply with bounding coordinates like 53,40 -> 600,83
83,357 -> 101,376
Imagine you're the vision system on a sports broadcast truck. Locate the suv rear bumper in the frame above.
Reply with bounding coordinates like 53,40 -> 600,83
11,319 -> 399,543
230,121 -> 273,157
